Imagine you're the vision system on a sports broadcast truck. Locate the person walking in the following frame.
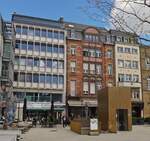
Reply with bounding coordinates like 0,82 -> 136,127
62,115 -> 66,128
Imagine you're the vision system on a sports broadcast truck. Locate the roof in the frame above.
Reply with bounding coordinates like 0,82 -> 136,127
12,13 -> 65,29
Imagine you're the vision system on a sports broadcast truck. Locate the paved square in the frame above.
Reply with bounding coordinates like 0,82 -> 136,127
22,125 -> 150,141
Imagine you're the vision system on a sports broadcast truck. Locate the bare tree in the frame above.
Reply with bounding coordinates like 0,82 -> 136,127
82,0 -> 150,43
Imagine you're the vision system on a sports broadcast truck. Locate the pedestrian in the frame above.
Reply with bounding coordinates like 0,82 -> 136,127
32,118 -> 37,127
62,115 -> 66,128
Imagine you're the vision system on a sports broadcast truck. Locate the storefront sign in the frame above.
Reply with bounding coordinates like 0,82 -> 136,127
90,118 -> 98,130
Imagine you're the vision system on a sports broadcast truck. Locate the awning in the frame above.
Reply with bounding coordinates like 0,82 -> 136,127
132,101 -> 144,109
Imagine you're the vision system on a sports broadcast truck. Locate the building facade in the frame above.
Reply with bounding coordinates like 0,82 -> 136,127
0,15 -> 14,123
140,46 -> 150,118
113,31 -> 143,117
65,22 -> 114,118
12,14 -> 66,121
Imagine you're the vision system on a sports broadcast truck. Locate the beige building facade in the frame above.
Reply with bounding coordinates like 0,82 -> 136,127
140,46 -> 150,118
114,43 -> 143,117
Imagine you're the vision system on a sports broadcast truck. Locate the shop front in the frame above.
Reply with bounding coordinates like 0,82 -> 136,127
26,102 -> 65,124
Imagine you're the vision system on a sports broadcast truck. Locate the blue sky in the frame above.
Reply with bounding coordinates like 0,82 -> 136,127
0,0 -> 106,28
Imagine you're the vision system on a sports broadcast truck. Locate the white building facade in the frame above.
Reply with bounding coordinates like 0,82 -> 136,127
12,14 -> 66,121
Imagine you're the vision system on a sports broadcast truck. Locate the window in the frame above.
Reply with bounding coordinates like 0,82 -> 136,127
95,49 -> 101,57
48,30 -> 52,38
41,43 -> 46,52
19,73 -> 25,82
41,29 -> 47,37
53,75 -> 58,84
96,81 -> 102,90
52,60 -> 58,68
54,31 -> 59,39
90,64 -> 95,74
132,89 -> 140,99
118,74 -> 124,82
40,74 -> 45,83
70,47 -> 76,55
117,47 -> 123,53
34,58 -> 39,67
47,59 -> 52,68
83,49 -> 89,57
16,25 -> 21,34
39,93 -> 50,102
22,26 -> 28,35
26,73 -> 32,82
125,74 -> 131,82
59,45 -> 64,54
124,37 -> 129,43
21,41 -> 27,50
15,40 -> 20,49
124,60 -> 131,68
60,32 -> 64,40
70,80 -> 76,96
132,48 -> 138,54
33,74 -> 39,83
28,27 -> 34,36
28,42 -> 33,51
14,72 -> 18,81
108,64 -> 113,75
133,75 -> 139,82
147,78 -> 150,90
83,63 -> 88,73
27,57 -> 33,66
117,36 -> 122,42
118,60 -> 124,68
47,44 -> 52,53
35,28 -> 40,36
53,45 -> 58,53
96,64 -> 102,74
90,82 -> 95,94
145,58 -> 150,68
35,42 -> 40,52
83,82 -> 88,94
52,94 -> 62,102
46,74 -> 52,84
59,76 -> 64,84
58,61 -> 64,69
70,61 -> 76,72
40,59 -> 46,67
106,50 -> 112,58
20,57 -> 26,66
125,48 -> 131,53
90,49 -> 95,57
132,61 -> 138,69
15,56 -> 19,65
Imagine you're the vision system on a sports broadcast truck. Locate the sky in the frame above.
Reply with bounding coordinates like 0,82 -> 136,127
0,0 -> 106,28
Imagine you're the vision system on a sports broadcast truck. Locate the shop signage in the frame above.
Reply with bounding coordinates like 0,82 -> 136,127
90,118 -> 98,130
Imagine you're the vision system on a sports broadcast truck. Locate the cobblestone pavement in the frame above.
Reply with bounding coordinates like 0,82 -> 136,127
22,125 -> 150,141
